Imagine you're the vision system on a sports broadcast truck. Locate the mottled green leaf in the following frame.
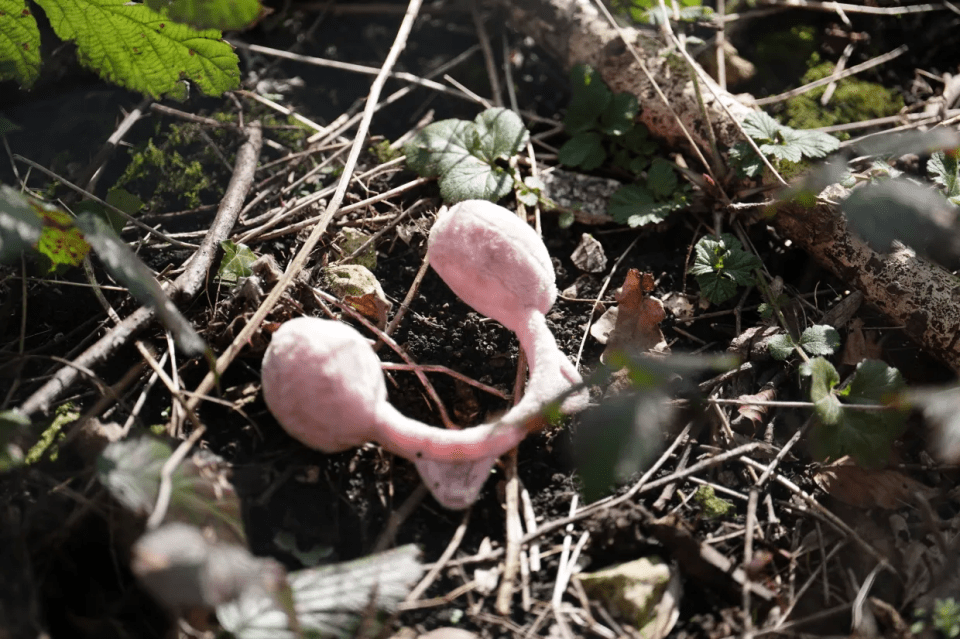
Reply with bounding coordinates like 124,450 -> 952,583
146,0 -> 261,31
0,0 -> 41,88
217,240 -> 256,286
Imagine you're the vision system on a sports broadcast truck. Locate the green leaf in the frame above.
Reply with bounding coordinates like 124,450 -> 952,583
741,110 -> 782,142
728,142 -> 763,179
0,185 -> 43,264
599,92 -> 638,136
0,0 -> 41,88
690,233 -> 761,304
35,0 -> 240,99
0,115 -> 21,136
778,126 -> 840,159
97,436 -> 172,514
35,208 -> 91,272
573,391 -> 673,502
75,213 -> 207,356
217,545 -> 424,639
217,240 -> 256,286
145,0 -> 261,31
767,333 -> 795,360
805,359 -> 906,468
928,151 -> 960,200
799,324 -> 840,356
404,108 -> 529,202
646,158 -> 677,198
800,357 -> 842,425
564,64 -> 611,134
608,184 -> 672,228
558,132 -> 606,170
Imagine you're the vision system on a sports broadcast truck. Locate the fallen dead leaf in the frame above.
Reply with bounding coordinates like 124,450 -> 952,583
841,318 -> 883,365
601,269 -> 668,363
661,291 -> 695,320
736,388 -> 776,426
344,291 -> 391,330
813,456 -> 938,509
571,233 -> 607,272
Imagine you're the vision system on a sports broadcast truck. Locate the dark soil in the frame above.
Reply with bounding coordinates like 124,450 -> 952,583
4,1 -> 960,638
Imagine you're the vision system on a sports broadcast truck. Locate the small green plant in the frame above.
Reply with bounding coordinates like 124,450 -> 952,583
217,240 -> 256,287
768,324 -> 841,360
801,357 -> 907,468
559,65 -> 688,227
729,111 -> 840,179
928,150 -> 960,206
689,232 -> 762,304
934,599 -> 960,638
403,107 -> 530,202
1,0 -> 250,98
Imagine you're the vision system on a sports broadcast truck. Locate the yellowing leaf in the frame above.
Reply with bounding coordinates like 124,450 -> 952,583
35,208 -> 90,272
35,0 -> 239,99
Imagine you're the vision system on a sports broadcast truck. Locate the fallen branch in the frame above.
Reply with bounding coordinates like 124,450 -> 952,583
19,121 -> 264,417
491,0 -> 960,371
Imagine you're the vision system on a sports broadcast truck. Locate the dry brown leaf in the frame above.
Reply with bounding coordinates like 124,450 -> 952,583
841,318 -> 883,365
602,269 -> 668,363
344,291 -> 391,330
736,388 -> 776,425
661,291 -> 695,319
571,232 -> 607,272
813,456 -> 938,509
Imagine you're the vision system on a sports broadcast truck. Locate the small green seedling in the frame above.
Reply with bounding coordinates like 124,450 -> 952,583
801,357 -> 906,468
217,240 -> 257,287
729,111 -> 840,179
404,107 -> 530,203
768,324 -> 841,361
610,0 -> 714,24
928,150 -> 960,206
689,233 -> 762,304
559,65 -> 687,227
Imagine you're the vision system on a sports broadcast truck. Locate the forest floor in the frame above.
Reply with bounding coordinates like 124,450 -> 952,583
4,0 -> 960,638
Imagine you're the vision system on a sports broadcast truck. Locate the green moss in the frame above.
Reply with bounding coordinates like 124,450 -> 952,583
693,485 -> 734,518
783,61 -> 903,137
370,139 -> 402,164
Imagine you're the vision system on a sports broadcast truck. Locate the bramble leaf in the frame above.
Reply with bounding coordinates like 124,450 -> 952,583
0,185 -> 43,264
690,233 -> 761,304
799,324 -> 841,356
558,132 -> 606,170
217,240 -> 256,287
599,92 -> 638,136
804,358 -> 907,468
35,208 -> 91,272
741,110 -> 782,141
740,110 -> 839,166
564,64 -> 611,135
145,0 -> 261,31
0,0 -> 41,88
646,158 -> 677,198
928,151 -> 960,206
34,0 -> 240,99
404,107 -> 529,202
767,333 -> 795,360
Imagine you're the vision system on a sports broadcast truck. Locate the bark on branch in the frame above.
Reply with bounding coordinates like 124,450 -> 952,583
491,0 -> 960,371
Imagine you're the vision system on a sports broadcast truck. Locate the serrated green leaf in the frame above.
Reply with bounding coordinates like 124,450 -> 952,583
800,357 -> 842,425
695,272 -> 739,304
145,0 -> 261,31
75,213 -> 207,356
473,107 -> 529,163
0,185 -> 43,264
97,436 -> 171,514
35,208 -> 91,272
844,358 -> 905,403
564,64 -> 611,134
728,142 -> 763,178
217,240 -> 256,286
608,183 -> 672,228
928,151 -> 960,200
599,92 -> 638,136
573,391 -> 673,502
741,110 -> 782,142
35,0 -> 239,99
0,0 -> 41,88
767,333 -> 795,360
799,324 -> 840,356
778,126 -> 839,159
104,186 -> 144,233
404,109 -> 529,202
646,158 -> 677,198
218,545 -> 423,639
558,132 -> 606,170
760,139 -> 802,164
